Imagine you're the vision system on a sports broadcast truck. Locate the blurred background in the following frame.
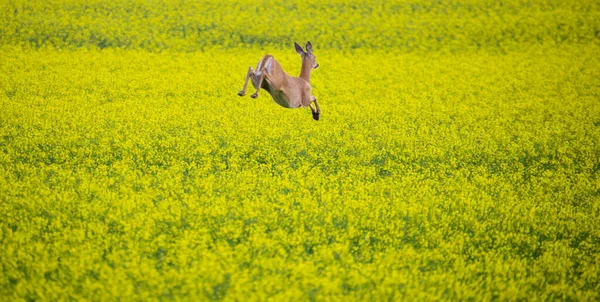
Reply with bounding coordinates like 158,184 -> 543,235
1,0 -> 598,53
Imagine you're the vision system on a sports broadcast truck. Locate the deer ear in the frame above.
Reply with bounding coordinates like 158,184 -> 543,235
294,42 -> 304,55
306,41 -> 313,54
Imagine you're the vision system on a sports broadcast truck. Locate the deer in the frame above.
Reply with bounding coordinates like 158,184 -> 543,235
237,41 -> 321,121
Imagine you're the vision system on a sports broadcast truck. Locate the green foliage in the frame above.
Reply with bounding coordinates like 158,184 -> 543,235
1,0 -> 600,300
0,0 -> 599,52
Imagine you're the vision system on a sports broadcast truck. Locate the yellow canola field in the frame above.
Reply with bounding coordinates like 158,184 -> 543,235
1,0 -> 600,300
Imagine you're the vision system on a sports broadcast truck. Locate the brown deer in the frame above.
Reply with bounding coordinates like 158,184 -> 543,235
237,41 -> 321,121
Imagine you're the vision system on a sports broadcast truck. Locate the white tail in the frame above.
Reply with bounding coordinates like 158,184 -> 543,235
237,41 -> 321,121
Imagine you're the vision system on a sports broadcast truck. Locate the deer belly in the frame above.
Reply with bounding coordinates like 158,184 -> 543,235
270,91 -> 294,108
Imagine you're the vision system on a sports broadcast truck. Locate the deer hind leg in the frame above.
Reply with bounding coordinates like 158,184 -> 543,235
238,66 -> 255,96
310,96 -> 320,121
250,69 -> 267,99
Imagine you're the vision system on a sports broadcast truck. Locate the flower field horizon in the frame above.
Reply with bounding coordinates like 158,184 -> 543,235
1,0 -> 599,300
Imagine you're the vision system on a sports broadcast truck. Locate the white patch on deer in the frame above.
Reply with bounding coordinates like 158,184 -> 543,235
264,57 -> 272,73
256,57 -> 272,77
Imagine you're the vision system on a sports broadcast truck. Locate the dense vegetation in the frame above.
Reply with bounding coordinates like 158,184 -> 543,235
1,0 -> 599,300
1,0 -> 599,52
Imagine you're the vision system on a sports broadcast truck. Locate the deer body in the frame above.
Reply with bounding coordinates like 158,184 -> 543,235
238,42 -> 321,120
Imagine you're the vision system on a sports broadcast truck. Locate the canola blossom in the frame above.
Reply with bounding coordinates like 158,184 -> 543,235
1,0 -> 599,300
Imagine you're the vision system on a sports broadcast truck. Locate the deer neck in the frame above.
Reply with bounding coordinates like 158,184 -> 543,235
299,57 -> 311,83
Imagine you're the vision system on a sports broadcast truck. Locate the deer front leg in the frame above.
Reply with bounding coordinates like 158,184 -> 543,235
310,96 -> 320,121
309,103 -> 318,120
251,69 -> 266,99
238,66 -> 254,96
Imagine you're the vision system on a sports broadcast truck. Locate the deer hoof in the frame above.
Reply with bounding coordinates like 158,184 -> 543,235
312,111 -> 320,121
250,93 -> 258,99
237,91 -> 245,97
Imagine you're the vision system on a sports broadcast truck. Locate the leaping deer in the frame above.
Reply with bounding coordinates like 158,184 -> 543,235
237,41 -> 321,121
